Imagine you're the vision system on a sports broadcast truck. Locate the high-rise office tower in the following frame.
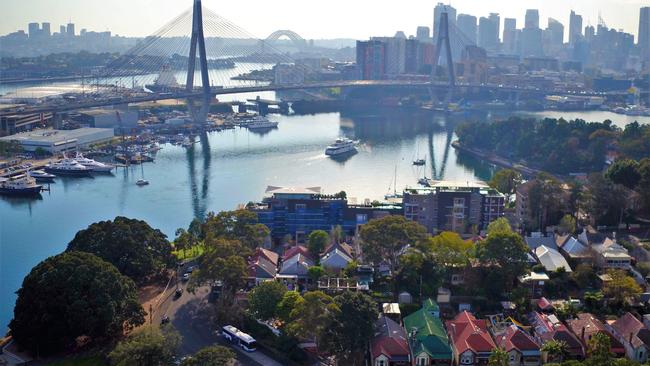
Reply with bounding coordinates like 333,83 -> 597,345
640,7 -> 650,61
457,14 -> 477,44
28,22 -> 40,38
433,3 -> 456,39
569,10 -> 583,45
478,15 -> 499,51
525,9 -> 540,29
584,25 -> 595,41
59,25 -> 66,34
66,22 -> 75,37
41,22 -> 51,37
489,13 -> 501,44
416,26 -> 431,41
502,18 -> 517,54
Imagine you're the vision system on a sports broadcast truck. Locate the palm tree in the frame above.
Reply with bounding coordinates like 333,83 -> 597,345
541,340 -> 568,363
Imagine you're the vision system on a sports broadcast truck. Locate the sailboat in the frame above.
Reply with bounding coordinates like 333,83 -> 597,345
384,166 -> 403,201
412,141 -> 426,166
135,162 -> 149,186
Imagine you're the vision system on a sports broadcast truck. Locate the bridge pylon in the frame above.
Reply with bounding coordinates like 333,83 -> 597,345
431,11 -> 455,106
186,0 -> 212,124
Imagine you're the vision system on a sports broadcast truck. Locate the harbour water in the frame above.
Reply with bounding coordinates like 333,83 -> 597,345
2,83 -> 650,331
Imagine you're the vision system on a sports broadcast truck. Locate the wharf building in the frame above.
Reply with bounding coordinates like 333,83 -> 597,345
402,181 -> 505,235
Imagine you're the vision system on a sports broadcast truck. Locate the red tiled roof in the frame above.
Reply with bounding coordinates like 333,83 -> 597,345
446,311 -> 496,355
323,242 -> 354,258
566,313 -> 624,355
537,297 -> 554,311
283,245 -> 312,261
371,315 -> 410,360
254,247 -> 279,265
494,325 -> 539,352
611,312 -> 650,349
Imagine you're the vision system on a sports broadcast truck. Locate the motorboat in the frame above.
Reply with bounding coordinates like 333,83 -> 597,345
136,179 -> 149,186
247,119 -> 279,130
28,169 -> 56,182
0,174 -> 43,196
44,158 -> 92,176
75,153 -> 115,173
325,138 -> 358,156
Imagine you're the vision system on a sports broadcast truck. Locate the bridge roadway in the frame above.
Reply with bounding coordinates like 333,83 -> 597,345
0,80 -> 615,117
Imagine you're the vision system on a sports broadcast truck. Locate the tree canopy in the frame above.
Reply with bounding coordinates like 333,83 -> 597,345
248,281 -> 287,321
202,210 -> 269,249
287,291 -> 339,349
602,269 -> 642,306
180,345 -> 235,366
109,325 -> 181,366
476,230 -> 529,294
66,216 -> 174,282
359,215 -> 427,269
307,230 -> 329,262
489,169 -> 522,201
11,251 -> 145,355
606,159 -> 641,189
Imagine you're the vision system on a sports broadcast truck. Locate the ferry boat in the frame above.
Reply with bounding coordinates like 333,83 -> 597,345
136,179 -> 149,186
412,158 -> 426,166
247,119 -> 279,130
45,158 -> 92,176
0,174 -> 43,196
75,153 -> 115,173
28,169 -> 56,182
325,138 -> 358,156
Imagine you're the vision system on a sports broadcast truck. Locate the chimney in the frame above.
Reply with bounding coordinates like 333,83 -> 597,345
630,332 -> 634,345
582,327 -> 586,340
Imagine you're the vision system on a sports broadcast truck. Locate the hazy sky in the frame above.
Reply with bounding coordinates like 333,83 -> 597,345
1,0 -> 646,41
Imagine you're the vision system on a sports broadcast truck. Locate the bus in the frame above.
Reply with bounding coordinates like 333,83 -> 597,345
221,325 -> 257,352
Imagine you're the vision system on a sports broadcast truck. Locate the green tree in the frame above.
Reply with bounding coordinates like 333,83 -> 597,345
558,214 -> 577,235
476,231 -> 528,291
180,345 -> 235,366
583,291 -> 604,313
542,340 -> 569,363
248,281 -> 287,320
109,325 -> 181,366
487,217 -> 512,235
585,332 -> 613,366
489,169 -> 523,202
307,230 -> 329,263
527,173 -> 565,231
307,265 -> 326,283
276,291 -> 302,323
322,292 -> 379,363
584,173 -> 627,226
488,347 -> 509,366
603,269 -> 642,306
202,210 -> 269,249
192,255 -> 247,293
287,291 -> 339,349
606,159 -> 641,189
359,215 -> 427,270
638,158 -> 650,211
424,231 -> 473,268
11,251 -> 145,355
66,216 -> 174,283
571,264 -> 596,288
330,225 -> 344,244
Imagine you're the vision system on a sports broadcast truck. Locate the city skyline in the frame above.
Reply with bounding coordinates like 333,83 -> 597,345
1,0 -> 647,41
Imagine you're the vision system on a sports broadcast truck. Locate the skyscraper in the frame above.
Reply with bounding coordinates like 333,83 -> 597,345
544,18 -> 564,55
478,16 -> 499,51
433,3 -> 456,39
59,25 -> 66,34
457,14 -> 477,44
569,10 -> 583,46
41,22 -> 51,37
489,13 -> 501,44
66,22 -> 75,37
585,25 -> 595,42
525,9 -> 540,30
28,22 -> 40,38
416,26 -> 431,42
640,7 -> 650,61
503,18 -> 518,55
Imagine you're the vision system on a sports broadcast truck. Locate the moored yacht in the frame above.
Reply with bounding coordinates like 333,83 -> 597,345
28,169 -> 56,182
325,138 -> 358,156
75,153 -> 115,173
247,119 -> 279,130
45,158 -> 92,176
0,174 -> 43,196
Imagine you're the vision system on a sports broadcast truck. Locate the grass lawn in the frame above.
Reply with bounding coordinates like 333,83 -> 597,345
173,243 -> 205,261
48,356 -> 108,366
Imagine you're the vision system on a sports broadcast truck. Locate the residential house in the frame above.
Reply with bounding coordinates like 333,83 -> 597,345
320,242 -> 354,271
247,256 -> 277,285
525,233 -> 558,251
556,235 -> 591,264
370,315 -> 411,366
278,251 -> 314,279
403,299 -> 453,366
491,324 -> 541,366
592,238 -> 632,270
566,313 -> 625,357
529,312 -> 585,360
383,303 -> 402,323
607,312 -> 650,363
446,311 -> 496,366
254,247 -> 279,267
283,245 -> 312,261
534,245 -> 573,273
517,272 -> 550,297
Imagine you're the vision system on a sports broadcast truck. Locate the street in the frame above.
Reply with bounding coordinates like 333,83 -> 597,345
153,279 -> 283,366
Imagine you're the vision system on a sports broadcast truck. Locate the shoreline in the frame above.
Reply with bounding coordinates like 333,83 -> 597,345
451,140 -> 542,178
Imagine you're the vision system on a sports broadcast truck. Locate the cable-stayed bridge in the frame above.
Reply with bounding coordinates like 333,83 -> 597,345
1,1 -> 619,120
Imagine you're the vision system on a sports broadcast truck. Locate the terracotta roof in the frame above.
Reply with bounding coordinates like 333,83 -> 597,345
371,315 -> 410,361
283,245 -> 312,261
493,325 -> 539,353
323,242 -> 354,258
566,313 -> 624,354
529,312 -> 584,358
446,311 -> 496,355
611,312 -> 650,349
255,247 -> 279,265
537,297 -> 554,311
248,256 -> 277,279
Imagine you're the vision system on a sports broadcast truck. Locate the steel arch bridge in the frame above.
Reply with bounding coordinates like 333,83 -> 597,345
265,29 -> 308,50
